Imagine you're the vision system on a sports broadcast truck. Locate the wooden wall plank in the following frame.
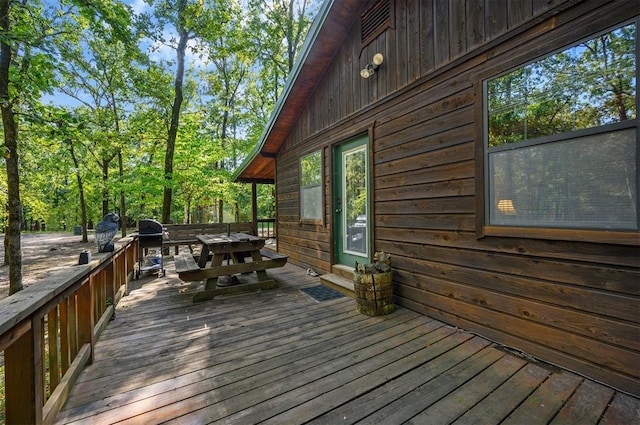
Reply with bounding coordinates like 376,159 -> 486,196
376,178 -> 475,202
486,0 -> 509,39
407,0 -> 421,82
433,0 -> 450,67
376,160 -> 475,189
376,125 -> 475,164
385,241 -> 639,295
376,214 -> 477,232
450,0 -> 467,59
375,142 -> 475,177
420,0 -> 435,74
375,90 -> 475,140
374,227 -> 639,269
395,0 -> 409,87
375,106 -> 474,152
508,0 -> 533,29
467,0 -> 485,47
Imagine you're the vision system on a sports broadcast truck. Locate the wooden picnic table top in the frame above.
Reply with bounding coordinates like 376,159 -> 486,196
196,233 -> 265,257
197,232 -> 262,245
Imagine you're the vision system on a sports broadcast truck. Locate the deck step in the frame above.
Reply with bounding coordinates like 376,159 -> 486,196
320,273 -> 354,298
332,264 -> 355,281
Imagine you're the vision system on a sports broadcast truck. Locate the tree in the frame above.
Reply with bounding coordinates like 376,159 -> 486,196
55,9 -> 142,234
0,0 -> 59,293
0,0 -> 23,294
142,0 -> 226,224
247,0 -> 316,101
1,0 -> 137,294
199,0 -> 251,222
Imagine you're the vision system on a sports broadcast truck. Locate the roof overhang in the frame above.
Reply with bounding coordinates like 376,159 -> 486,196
232,0 -> 362,183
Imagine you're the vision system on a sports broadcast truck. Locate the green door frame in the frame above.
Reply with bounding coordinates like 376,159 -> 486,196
333,134 -> 371,268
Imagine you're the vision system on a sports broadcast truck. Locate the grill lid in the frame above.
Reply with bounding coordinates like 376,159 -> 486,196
139,219 -> 164,235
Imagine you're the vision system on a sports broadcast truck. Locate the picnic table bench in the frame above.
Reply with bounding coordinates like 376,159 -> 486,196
163,222 -> 253,254
174,233 -> 287,302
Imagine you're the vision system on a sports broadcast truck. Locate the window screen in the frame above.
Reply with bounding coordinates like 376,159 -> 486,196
485,22 -> 638,231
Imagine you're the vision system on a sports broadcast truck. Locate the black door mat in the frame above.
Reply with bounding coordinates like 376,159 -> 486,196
300,285 -> 345,302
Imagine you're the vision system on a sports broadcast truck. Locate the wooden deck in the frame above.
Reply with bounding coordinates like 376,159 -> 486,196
54,261 -> 639,424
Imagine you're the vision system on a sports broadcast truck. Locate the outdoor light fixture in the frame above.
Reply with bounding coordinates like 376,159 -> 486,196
360,53 -> 384,78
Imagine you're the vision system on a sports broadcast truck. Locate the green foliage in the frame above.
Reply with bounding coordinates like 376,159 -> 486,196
300,151 -> 321,187
488,23 -> 636,147
0,0 -> 321,235
344,147 -> 367,224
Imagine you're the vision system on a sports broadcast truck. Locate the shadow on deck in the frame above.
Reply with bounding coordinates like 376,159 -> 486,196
54,261 -> 639,424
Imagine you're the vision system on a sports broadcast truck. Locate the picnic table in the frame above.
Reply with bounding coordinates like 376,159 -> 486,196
174,232 -> 287,302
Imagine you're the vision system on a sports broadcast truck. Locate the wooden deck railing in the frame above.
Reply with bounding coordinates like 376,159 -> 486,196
0,237 -> 138,424
257,218 -> 276,239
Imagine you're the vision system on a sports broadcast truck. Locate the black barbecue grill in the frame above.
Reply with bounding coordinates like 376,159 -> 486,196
137,219 -> 165,278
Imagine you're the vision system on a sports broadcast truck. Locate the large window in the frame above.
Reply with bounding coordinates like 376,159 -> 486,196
485,22 -> 638,232
300,150 -> 323,222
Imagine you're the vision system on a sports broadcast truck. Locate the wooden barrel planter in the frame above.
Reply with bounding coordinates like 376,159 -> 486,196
353,270 -> 394,316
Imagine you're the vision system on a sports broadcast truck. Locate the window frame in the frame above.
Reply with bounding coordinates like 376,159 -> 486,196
478,19 -> 640,246
299,149 -> 324,225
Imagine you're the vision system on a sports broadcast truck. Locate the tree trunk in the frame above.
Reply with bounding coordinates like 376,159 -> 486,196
184,199 -> 190,224
102,158 -> 109,216
3,230 -> 8,265
162,0 -> 189,224
118,150 -> 127,236
67,141 -> 88,243
217,198 -> 223,223
0,0 -> 22,294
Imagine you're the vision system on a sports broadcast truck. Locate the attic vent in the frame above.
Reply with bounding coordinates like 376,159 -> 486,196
361,0 -> 393,47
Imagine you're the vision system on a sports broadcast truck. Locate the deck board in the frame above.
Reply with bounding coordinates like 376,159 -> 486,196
452,363 -> 552,425
502,372 -> 583,424
54,261 -> 640,424
405,354 -> 528,424
550,379 -> 615,425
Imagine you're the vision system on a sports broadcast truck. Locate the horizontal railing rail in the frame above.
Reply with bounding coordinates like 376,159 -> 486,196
0,237 -> 138,424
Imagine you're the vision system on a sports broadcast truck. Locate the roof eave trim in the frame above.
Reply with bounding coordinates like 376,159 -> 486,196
232,0 -> 335,182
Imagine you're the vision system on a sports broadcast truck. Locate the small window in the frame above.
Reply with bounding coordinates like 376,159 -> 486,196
300,150 -> 323,223
485,22 -> 638,232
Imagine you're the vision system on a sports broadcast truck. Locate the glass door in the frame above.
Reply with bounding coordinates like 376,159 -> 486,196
333,135 -> 370,268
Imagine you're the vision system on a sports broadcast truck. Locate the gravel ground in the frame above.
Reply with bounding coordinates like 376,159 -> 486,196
0,232 -> 99,300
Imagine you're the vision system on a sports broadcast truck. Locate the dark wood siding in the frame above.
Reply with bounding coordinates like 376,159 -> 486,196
275,0 -> 640,396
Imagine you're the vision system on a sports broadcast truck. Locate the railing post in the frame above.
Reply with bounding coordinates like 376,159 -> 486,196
5,317 -> 44,424
252,182 -> 258,236
76,277 -> 95,364
106,260 -> 115,304
47,308 -> 60,390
